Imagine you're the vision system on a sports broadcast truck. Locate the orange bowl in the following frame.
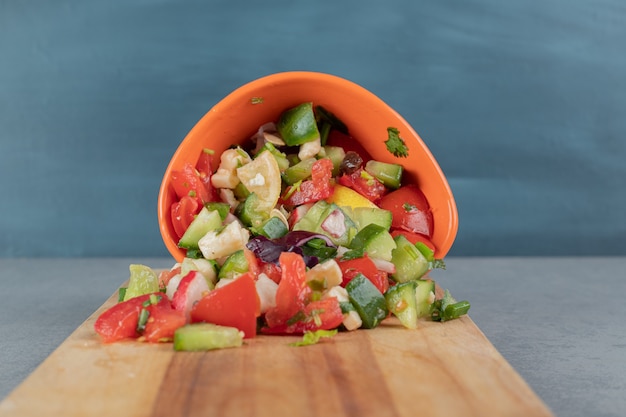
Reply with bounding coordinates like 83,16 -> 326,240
158,71 -> 458,262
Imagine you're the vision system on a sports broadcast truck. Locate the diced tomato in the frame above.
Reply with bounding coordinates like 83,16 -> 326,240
262,297 -> 343,334
142,307 -> 186,343
338,168 -> 387,202
282,158 -> 334,206
378,184 -> 433,237
196,149 -> 220,202
369,270 -> 390,294
190,273 -> 261,339
94,293 -> 154,343
158,266 -> 181,288
260,261 -> 282,284
337,255 -> 389,294
139,295 -> 185,343
170,195 -> 200,239
264,252 -> 312,329
170,162 -> 211,205
390,229 -> 436,253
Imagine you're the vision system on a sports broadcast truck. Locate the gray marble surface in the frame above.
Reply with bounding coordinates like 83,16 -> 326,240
1,257 -> 624,416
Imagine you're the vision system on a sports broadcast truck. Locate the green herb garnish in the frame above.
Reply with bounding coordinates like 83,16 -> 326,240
385,127 -> 409,157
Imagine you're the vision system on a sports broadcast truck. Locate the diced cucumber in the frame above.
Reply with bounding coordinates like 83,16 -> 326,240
385,281 -> 419,329
282,157 -> 316,185
292,200 -> 329,233
255,142 -> 290,171
345,274 -> 388,329
277,102 -> 320,146
235,192 -> 267,228
349,207 -> 393,231
292,200 -> 357,247
414,278 -> 436,318
364,160 -> 403,189
217,249 -> 249,280
203,202 -> 231,221
349,223 -> 396,261
233,182 -> 250,200
390,235 -> 429,282
323,145 -> 346,176
255,216 -> 288,239
173,323 -> 244,351
385,279 -> 436,328
178,207 -> 223,250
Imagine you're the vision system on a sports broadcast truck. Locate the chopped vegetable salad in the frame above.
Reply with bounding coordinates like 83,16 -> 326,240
95,102 -> 469,350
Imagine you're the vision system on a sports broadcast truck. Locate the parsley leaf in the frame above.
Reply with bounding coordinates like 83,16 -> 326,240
340,248 -> 365,261
385,127 -> 409,158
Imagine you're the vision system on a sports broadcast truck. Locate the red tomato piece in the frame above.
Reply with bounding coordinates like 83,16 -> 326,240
138,294 -> 184,343
196,150 -> 220,202
170,195 -> 200,239
259,261 -> 282,284
158,266 -> 181,288
190,273 -> 261,339
142,307 -> 186,343
378,184 -> 433,237
264,252 -> 312,329
337,255 -> 389,294
94,293 -> 153,343
263,297 -> 343,335
390,230 -> 436,253
338,168 -> 387,202
170,162 -> 211,205
282,158 -> 334,206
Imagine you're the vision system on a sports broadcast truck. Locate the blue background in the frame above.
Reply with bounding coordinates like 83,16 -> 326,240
1,0 -> 625,257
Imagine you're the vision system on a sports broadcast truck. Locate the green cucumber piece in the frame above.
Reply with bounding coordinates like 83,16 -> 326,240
415,278 -> 436,318
390,235 -> 429,283
217,249 -> 249,280
235,193 -> 267,228
178,207 -> 223,250
323,145 -> 346,176
385,281 -> 419,329
203,202 -> 230,221
255,142 -> 290,171
277,102 -> 320,146
385,279 -> 436,328
255,216 -> 288,239
233,181 -> 250,200
173,323 -> 243,351
349,207 -> 393,231
349,223 -> 396,261
345,274 -> 388,329
292,200 -> 357,247
282,158 -> 316,185
364,160 -> 403,189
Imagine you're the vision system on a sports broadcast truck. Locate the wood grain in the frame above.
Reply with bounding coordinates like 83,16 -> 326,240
0,286 -> 553,417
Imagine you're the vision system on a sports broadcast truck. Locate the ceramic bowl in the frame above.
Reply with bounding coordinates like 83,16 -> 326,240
158,71 -> 458,262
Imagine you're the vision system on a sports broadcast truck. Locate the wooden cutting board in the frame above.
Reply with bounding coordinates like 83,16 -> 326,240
0,283 -> 553,417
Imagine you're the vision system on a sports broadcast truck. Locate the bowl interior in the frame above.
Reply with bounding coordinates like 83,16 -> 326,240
158,71 -> 458,261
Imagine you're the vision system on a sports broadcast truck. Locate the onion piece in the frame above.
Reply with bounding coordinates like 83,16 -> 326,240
371,258 -> 396,274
